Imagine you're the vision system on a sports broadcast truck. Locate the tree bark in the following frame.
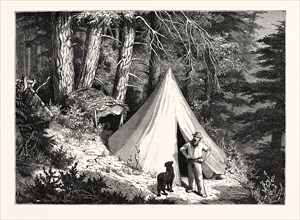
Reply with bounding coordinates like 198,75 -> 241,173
35,14 -> 42,75
270,129 -> 283,149
201,49 -> 217,122
114,24 -> 120,49
201,69 -> 213,122
27,47 -> 31,77
23,32 -> 27,77
37,45 -> 42,73
182,64 -> 192,104
148,12 -> 161,96
112,17 -> 136,103
76,24 -> 103,89
51,12 -> 75,104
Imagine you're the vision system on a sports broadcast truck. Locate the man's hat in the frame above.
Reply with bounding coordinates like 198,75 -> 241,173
193,131 -> 203,138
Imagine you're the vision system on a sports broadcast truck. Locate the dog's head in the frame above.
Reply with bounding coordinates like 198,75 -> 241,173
164,161 -> 174,170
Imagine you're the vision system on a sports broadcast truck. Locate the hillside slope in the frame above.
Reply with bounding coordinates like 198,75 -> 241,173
35,126 -> 252,204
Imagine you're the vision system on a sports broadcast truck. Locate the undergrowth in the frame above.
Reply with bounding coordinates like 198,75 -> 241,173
16,83 -> 74,177
49,103 -> 98,134
219,138 -> 285,204
125,146 -> 143,172
250,171 -> 285,204
17,94 -> 173,204
16,163 -> 174,204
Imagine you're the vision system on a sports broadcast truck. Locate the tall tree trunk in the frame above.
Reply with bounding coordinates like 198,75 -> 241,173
225,87 -> 238,138
248,12 -> 257,37
76,24 -> 103,89
35,14 -> 42,75
23,32 -> 27,77
201,49 -> 218,122
27,47 -> 31,77
202,69 -> 213,122
51,12 -> 75,104
37,45 -> 42,74
112,17 -> 136,103
114,24 -> 120,49
182,63 -> 192,104
148,12 -> 161,96
270,129 -> 283,148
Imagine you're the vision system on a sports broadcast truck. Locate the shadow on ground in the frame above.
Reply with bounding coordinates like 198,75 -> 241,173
207,185 -> 255,204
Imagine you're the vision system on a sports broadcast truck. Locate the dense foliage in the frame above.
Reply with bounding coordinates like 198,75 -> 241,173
16,81 -> 74,177
232,22 -> 285,146
17,163 -> 175,204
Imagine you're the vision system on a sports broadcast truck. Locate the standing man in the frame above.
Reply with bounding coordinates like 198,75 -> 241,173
180,131 -> 211,197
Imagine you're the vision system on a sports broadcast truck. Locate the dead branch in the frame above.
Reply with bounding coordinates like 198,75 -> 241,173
133,42 -> 148,46
94,77 -> 106,85
155,11 -> 223,94
111,58 -> 123,70
36,76 -> 50,93
102,34 -> 121,44
126,84 -> 142,89
128,72 -> 143,83
136,15 -> 171,59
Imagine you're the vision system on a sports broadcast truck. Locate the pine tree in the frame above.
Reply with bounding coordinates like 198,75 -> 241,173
112,12 -> 136,103
232,21 -> 285,147
75,11 -> 120,89
51,12 -> 76,104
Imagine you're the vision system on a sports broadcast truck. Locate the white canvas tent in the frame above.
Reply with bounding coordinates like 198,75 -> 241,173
109,68 -> 226,185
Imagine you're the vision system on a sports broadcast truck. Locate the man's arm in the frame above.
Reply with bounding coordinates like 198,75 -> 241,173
203,148 -> 211,161
198,145 -> 211,162
180,143 -> 190,159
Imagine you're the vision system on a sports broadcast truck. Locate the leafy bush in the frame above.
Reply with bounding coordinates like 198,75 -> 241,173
250,171 -> 285,204
125,146 -> 143,172
58,104 -> 95,132
219,138 -> 248,181
244,143 -> 285,204
17,163 -> 174,204
49,103 -> 101,141
219,136 -> 285,204
49,146 -> 76,169
16,83 -> 74,177
246,145 -> 285,187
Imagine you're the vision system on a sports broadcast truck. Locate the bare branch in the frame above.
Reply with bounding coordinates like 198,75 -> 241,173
36,77 -> 50,93
126,84 -> 142,89
136,15 -> 166,39
112,58 -> 123,70
134,42 -> 148,46
136,14 -> 171,58
128,72 -> 143,83
102,34 -> 121,44
94,77 -> 105,85
154,12 -> 176,38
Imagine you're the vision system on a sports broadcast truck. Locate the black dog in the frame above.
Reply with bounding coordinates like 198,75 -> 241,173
157,161 -> 175,197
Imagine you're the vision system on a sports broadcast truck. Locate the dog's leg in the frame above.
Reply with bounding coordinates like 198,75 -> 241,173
157,188 -> 161,197
166,183 -> 171,191
169,180 -> 174,192
162,183 -> 168,195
